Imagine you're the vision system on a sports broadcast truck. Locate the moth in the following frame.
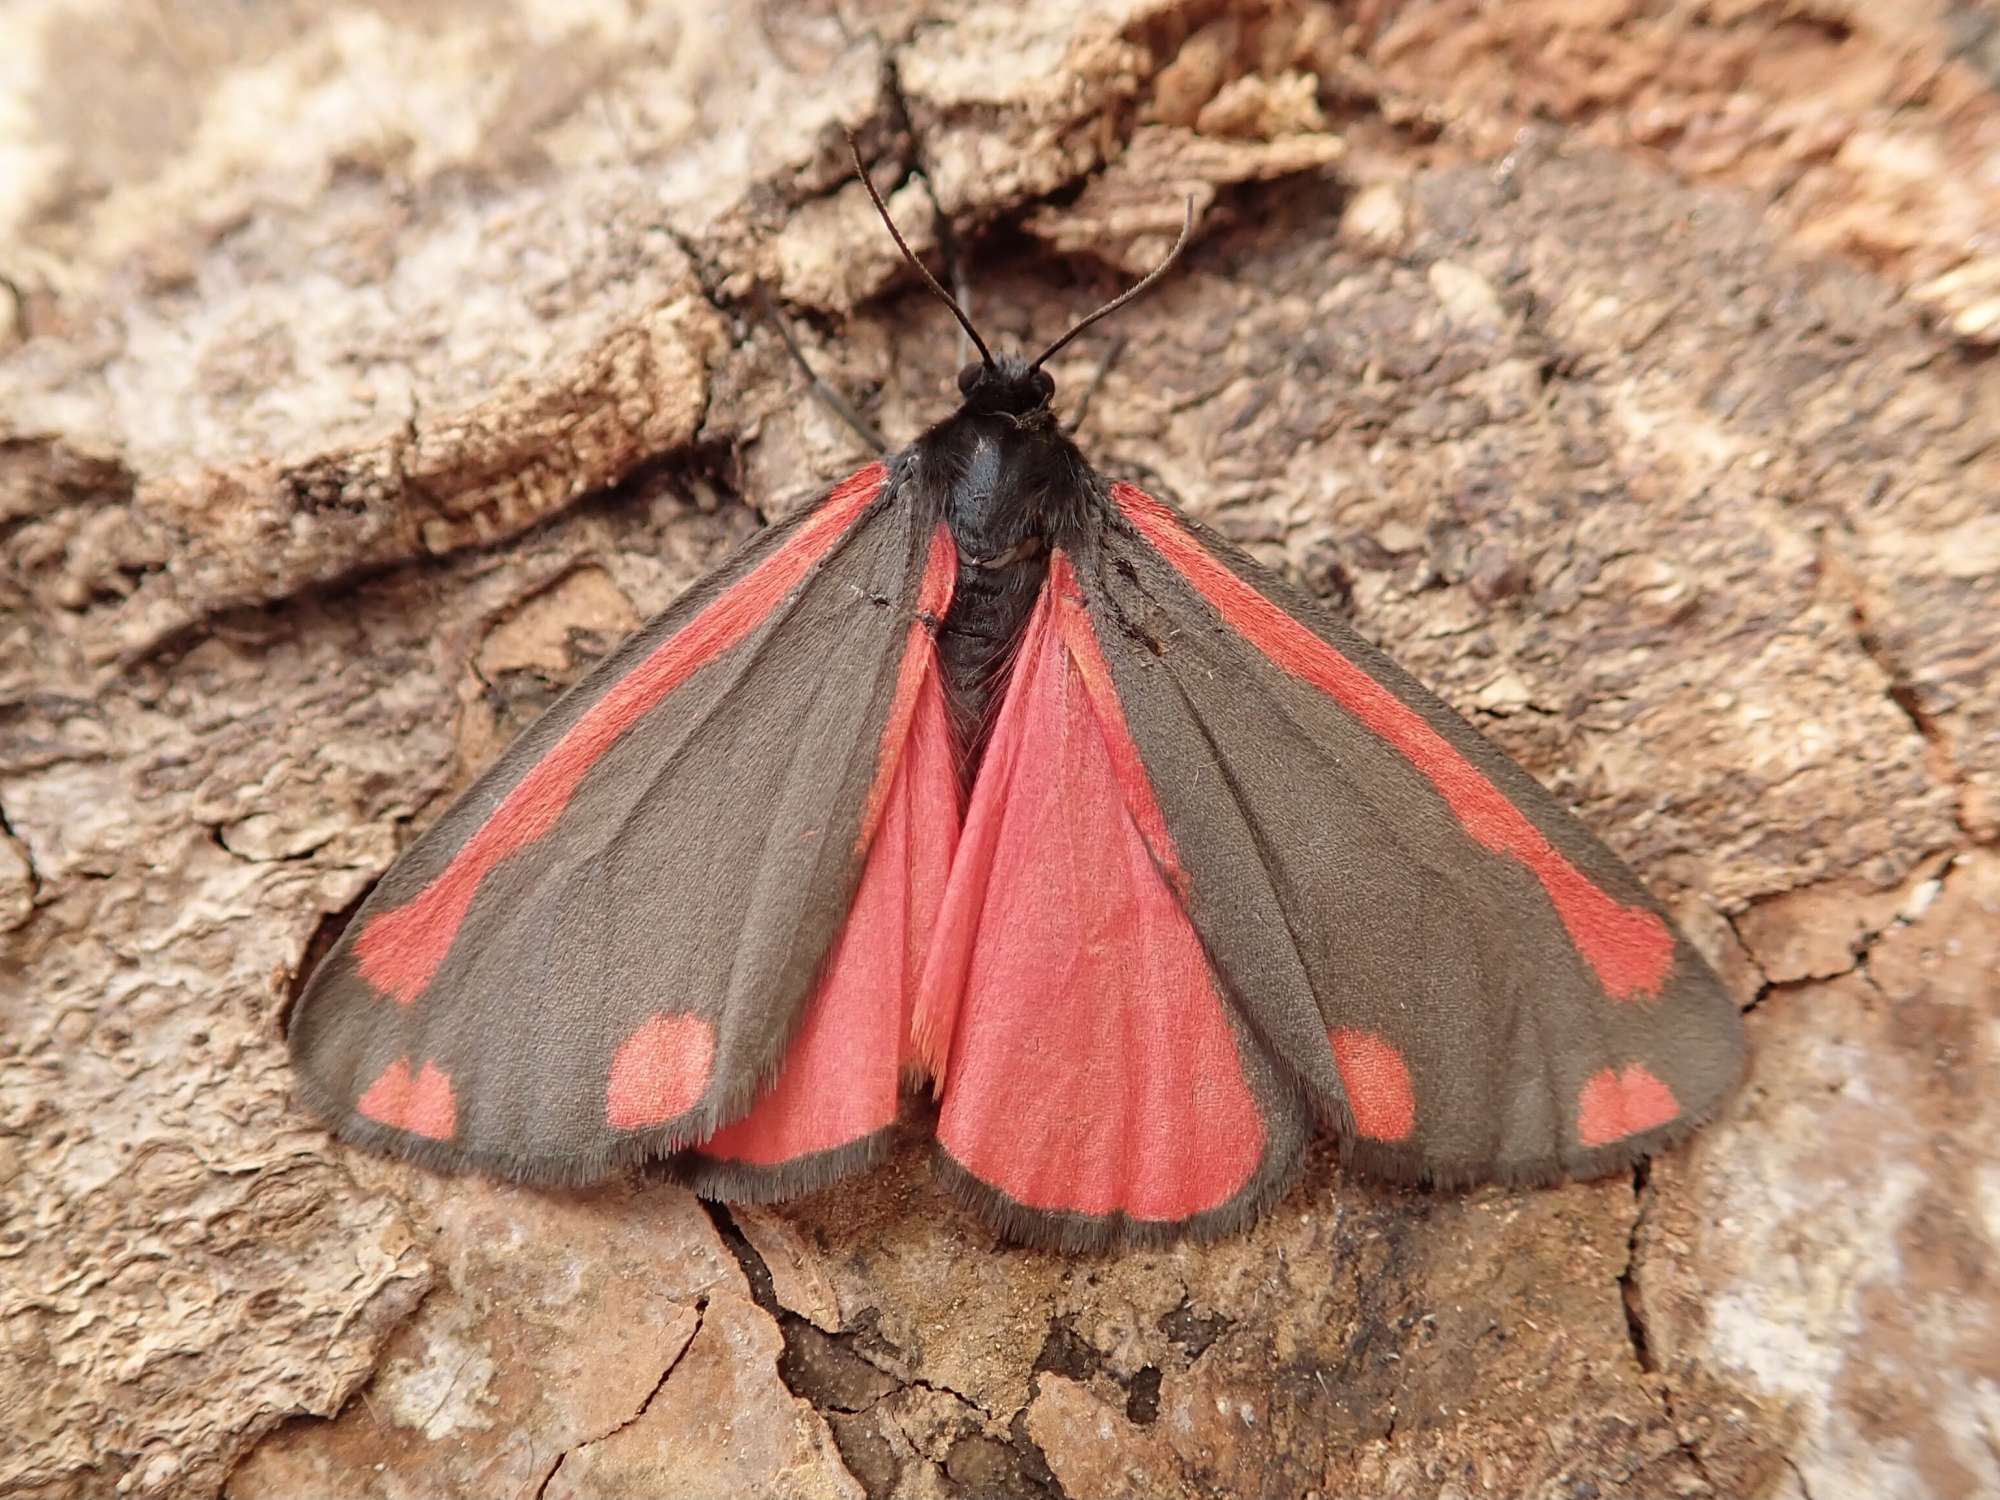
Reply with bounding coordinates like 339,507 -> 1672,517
289,156 -> 1745,1248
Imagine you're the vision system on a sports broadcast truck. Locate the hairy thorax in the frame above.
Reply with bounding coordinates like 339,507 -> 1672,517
912,407 -> 1090,756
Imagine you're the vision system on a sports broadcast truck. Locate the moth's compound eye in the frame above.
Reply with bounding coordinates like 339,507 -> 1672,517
1034,369 -> 1055,402
957,362 -> 984,396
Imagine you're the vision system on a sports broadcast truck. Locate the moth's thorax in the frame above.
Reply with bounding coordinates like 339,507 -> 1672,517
939,415 -> 1058,559
907,385 -> 1093,758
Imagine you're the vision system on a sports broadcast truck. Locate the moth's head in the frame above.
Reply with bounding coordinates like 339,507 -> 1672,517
844,132 -> 1194,424
957,354 -> 1055,417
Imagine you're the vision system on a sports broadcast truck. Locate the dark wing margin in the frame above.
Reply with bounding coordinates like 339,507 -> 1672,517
1068,480 -> 1746,1187
288,462 -> 955,1184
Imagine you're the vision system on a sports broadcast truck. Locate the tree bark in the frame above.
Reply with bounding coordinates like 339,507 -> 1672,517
3,3 -> 1995,1497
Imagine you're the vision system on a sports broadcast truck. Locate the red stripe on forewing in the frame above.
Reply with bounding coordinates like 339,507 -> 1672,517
701,535 -> 961,1166
1048,554 -> 1186,900
354,464 -> 890,1005
1111,482 -> 1673,1002
858,527 -> 958,848
924,569 -> 1265,1221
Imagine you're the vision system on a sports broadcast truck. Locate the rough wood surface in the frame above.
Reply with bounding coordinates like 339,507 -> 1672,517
3,4 -> 1995,1498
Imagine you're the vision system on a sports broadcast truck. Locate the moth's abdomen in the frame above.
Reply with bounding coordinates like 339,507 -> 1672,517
936,552 -> 1048,762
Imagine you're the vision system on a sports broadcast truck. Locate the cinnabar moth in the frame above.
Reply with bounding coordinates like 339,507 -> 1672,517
288,149 -> 1746,1249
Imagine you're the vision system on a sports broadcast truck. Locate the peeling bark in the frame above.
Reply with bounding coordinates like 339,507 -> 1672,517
4,4 -> 1997,1499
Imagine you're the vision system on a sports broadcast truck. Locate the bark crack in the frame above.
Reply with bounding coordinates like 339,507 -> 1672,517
531,1295 -> 708,1500
1853,608 -> 1945,753
0,795 -> 40,931
1726,849 -> 1965,1015
1621,1184 -> 1726,1500
1618,1159 -> 1655,1374
878,46 -> 968,304
1837,537 -> 1976,839
702,1201 -> 1074,1498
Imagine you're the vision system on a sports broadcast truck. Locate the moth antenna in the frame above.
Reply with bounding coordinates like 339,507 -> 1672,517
846,132 -> 995,368
1031,198 -> 1195,371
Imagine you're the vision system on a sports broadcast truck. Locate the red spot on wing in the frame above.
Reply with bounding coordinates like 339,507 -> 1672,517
355,465 -> 889,1006
607,1013 -> 717,1130
1329,1028 -> 1416,1142
1111,482 -> 1673,1002
1576,1064 -> 1680,1147
357,1057 -> 457,1141
702,530 -> 960,1167
920,554 -> 1265,1222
